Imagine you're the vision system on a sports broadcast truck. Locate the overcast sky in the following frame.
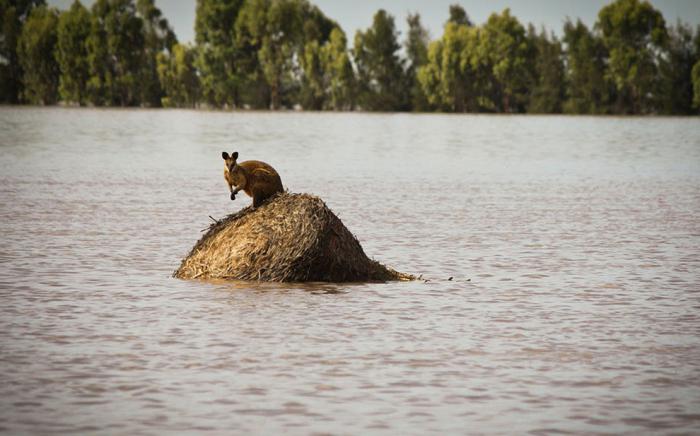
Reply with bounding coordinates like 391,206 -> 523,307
48,0 -> 700,44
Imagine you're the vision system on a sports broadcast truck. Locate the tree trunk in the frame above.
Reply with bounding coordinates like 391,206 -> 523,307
270,77 -> 280,110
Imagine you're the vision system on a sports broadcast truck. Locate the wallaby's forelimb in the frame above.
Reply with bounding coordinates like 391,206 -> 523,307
231,186 -> 243,201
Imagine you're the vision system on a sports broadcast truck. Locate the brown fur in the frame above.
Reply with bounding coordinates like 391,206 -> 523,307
223,152 -> 283,208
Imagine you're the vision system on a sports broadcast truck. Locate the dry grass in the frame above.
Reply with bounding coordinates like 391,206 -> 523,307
174,192 -> 413,283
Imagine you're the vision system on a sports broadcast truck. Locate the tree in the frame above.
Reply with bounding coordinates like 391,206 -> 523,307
320,27 -> 354,110
353,9 -> 407,111
298,25 -> 355,110
257,0 -> 302,109
417,39 -> 443,110
447,4 -> 471,27
527,26 -> 565,113
693,59 -> 700,110
405,12 -> 430,110
418,22 -> 481,112
659,22 -> 696,114
157,43 -> 199,107
596,0 -> 667,114
562,19 -> 611,114
196,0 -> 245,108
481,9 -> 532,112
136,0 -> 176,107
56,0 -> 90,105
6,0 -> 699,114
86,0 -> 145,106
299,39 -> 324,109
17,4 -> 59,104
234,0 -> 337,109
0,0 -> 45,102
297,3 -> 340,110
417,5 -> 478,112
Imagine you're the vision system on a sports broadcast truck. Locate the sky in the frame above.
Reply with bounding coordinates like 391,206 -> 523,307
49,0 -> 700,44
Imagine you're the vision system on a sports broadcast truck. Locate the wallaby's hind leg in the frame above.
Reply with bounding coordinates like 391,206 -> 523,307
254,193 -> 273,208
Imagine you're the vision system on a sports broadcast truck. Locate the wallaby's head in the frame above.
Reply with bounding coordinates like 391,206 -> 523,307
222,151 -> 239,172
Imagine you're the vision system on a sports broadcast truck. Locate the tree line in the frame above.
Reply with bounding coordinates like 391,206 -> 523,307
2,0 -> 700,114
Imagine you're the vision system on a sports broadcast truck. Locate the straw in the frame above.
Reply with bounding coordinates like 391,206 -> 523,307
174,192 -> 414,282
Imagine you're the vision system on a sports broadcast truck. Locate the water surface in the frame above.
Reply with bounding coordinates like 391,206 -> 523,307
1,108 -> 699,434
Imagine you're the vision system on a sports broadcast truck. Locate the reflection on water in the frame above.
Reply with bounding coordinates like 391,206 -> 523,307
1,108 -> 699,434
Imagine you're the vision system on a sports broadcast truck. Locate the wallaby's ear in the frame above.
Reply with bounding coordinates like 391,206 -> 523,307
232,151 -> 239,160
222,151 -> 230,160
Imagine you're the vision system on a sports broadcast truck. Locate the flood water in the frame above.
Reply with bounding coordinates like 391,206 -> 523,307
1,107 -> 699,434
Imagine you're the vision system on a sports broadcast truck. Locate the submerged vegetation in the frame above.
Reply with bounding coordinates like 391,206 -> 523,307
1,0 -> 700,114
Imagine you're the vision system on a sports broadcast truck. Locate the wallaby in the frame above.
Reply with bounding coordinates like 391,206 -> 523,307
222,151 -> 284,208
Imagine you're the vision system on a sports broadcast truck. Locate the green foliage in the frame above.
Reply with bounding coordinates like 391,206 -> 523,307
257,0 -> 301,109
353,9 -> 407,111
157,43 -> 199,107
235,0 -> 338,109
295,2 -> 340,109
694,60 -> 700,110
596,0 -> 667,113
421,10 -> 562,114
196,0 -> 246,108
1,0 -> 45,102
320,27 -> 354,110
418,22 -> 481,112
298,26 -> 355,110
86,0 -> 145,106
299,39 -> 324,109
405,13 -> 430,110
527,26 -> 565,113
481,9 -> 532,113
447,4 -> 471,27
136,0 -> 176,107
659,22 -> 697,114
17,4 -> 59,104
562,19 -> 611,114
2,0 -> 700,115
56,0 -> 90,104
417,40 -> 442,110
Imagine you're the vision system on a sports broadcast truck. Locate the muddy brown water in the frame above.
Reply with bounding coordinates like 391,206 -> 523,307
1,107 -> 699,434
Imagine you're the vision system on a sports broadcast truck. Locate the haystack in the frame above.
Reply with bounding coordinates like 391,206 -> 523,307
174,192 -> 413,282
